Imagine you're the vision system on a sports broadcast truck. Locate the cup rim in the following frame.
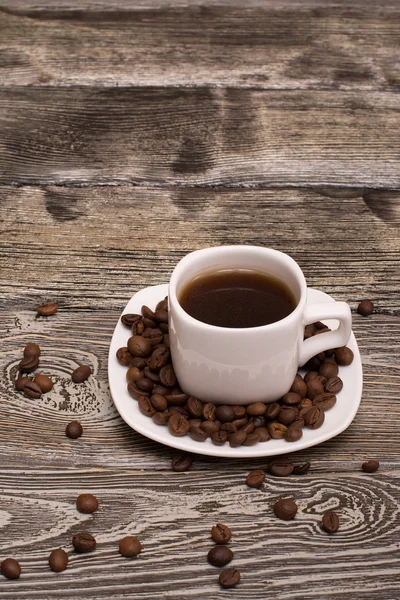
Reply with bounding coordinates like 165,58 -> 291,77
169,245 -> 307,332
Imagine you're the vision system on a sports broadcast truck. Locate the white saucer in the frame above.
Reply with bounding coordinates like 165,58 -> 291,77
108,285 -> 362,458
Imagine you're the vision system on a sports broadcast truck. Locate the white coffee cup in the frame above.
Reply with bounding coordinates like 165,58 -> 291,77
168,246 -> 351,404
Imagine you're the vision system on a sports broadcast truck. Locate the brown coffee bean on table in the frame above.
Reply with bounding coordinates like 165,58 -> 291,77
49,548 -> 68,572
76,493 -> 99,514
37,302 -> 58,316
172,452 -> 193,472
131,357 -> 147,370
186,396 -> 203,418
220,422 -> 237,434
269,461 -> 294,477
119,536 -> 142,558
1,558 -> 21,580
72,532 -> 96,553
19,355 -> 39,373
362,460 -> 380,473
207,546 -> 233,567
33,374 -> 53,393
150,394 -> 168,412
24,342 -> 41,358
211,523 -> 232,544
71,365 -> 91,383
246,469 -> 265,488
143,327 -> 164,345
128,382 -> 147,400
66,421 -> 83,439
233,406 -> 246,419
298,398 -> 313,410
136,377 -> 154,393
321,511 -> 340,533
293,462 -> 311,475
357,300 -> 374,316
148,345 -> 170,371
23,380 -> 42,399
153,309 -> 168,323
273,498 -> 298,520
219,568 -> 240,588
335,346 -> 354,366
15,376 -> 31,391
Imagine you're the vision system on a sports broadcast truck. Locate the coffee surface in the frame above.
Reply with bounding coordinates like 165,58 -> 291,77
178,269 -> 296,328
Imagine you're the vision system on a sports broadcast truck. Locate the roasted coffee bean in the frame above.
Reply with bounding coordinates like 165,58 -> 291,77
282,392 -> 301,406
143,317 -> 157,328
143,366 -> 160,383
207,546 -> 233,567
278,406 -> 298,426
165,392 -> 188,406
290,375 -> 307,398
251,415 -> 265,428
325,377 -> 343,394
254,426 -> 270,442
315,351 -> 325,361
1,558 -> 21,580
49,548 -> 68,573
232,417 -> 248,429
211,430 -> 228,445
71,365 -> 92,383
72,532 -> 96,553
357,300 -> 374,316
189,418 -> 202,428
119,536 -> 142,557
269,461 -> 294,477
267,421 -> 287,439
240,420 -> 255,435
304,370 -> 318,383
136,377 -> 154,393
131,357 -> 147,370
243,432 -> 260,446
233,405 -> 246,419
189,426 -> 208,442
362,459 -> 380,473
211,523 -> 231,544
159,322 -> 169,333
156,298 -> 168,312
128,335 -> 152,358
313,393 -> 337,411
151,384 -> 167,396
169,404 -> 188,417
201,420 -> 220,435
121,313 -> 142,327
150,394 -> 168,412
159,364 -> 176,387
143,327 -> 163,345
168,414 -> 190,436
228,429 -> 247,447
66,421 -> 83,439
307,377 -> 325,400
76,493 -> 99,514
293,462 -> 311,475
126,366 -> 142,384
285,425 -> 303,442
265,402 -> 280,420
172,452 -> 193,472
298,398 -> 313,409
152,411 -> 171,426
319,361 -> 339,379
305,406 -> 325,429
19,355 -> 39,373
220,422 -> 237,434
153,309 -> 168,324
305,356 -> 321,370
186,396 -> 203,418
247,402 -> 266,416
15,376 -> 30,391
24,342 -> 41,358
141,305 -> 155,319
219,568 -> 240,589
273,498 -> 298,520
37,302 -> 57,316
215,405 -> 235,423
138,395 -> 156,417
128,382 -> 148,400
132,320 -> 145,336
246,469 -> 265,488
148,346 -> 170,371
202,403 -> 216,421
33,374 -> 53,393
116,347 -> 132,366
23,380 -> 42,399
335,346 -> 353,366
321,511 -> 340,533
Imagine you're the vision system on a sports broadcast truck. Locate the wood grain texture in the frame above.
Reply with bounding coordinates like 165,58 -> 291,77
1,3 -> 400,90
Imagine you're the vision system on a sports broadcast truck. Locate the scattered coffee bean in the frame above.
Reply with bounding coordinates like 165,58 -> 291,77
168,414 -> 190,436
267,421 -> 287,439
211,430 -> 228,445
128,335 -> 152,358
285,424 -> 303,442
23,343 -> 41,358
215,405 -> 236,423
19,355 -> 39,373
207,546 -> 233,567
66,421 -> 83,439
269,461 -> 294,477
293,462 -> 311,475
1,558 -> 21,580
211,523 -> 232,544
305,406 -> 325,429
357,300 -> 374,316
23,380 -> 42,399
121,313 -> 142,328
49,548 -> 68,573
71,365 -> 91,384
33,374 -> 53,393
321,511 -> 340,533
72,532 -> 96,553
247,402 -> 266,416
172,452 -> 193,472
117,347 -> 132,366
37,302 -> 58,316
362,459 -> 380,473
15,376 -> 31,391
76,493 -> 99,514
335,346 -> 354,366
273,498 -> 298,520
219,568 -> 240,588
246,469 -> 265,488
232,417 -> 248,429
119,536 -> 142,557
282,392 -> 301,406
325,377 -> 343,394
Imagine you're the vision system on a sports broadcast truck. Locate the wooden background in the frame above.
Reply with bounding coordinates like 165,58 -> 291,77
0,1 -> 399,598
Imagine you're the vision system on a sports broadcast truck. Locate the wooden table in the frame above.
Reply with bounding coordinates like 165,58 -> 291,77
1,1 -> 399,598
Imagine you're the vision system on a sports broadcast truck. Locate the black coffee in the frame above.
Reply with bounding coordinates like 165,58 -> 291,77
179,269 -> 296,328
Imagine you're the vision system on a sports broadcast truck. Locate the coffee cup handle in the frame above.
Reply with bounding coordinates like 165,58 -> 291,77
299,302 -> 352,367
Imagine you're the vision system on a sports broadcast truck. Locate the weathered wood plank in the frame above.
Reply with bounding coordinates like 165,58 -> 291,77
1,3 -> 399,90
1,88 -> 400,187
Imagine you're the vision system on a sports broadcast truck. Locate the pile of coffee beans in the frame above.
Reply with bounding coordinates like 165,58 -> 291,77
207,524 -> 240,589
118,301 -> 354,448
